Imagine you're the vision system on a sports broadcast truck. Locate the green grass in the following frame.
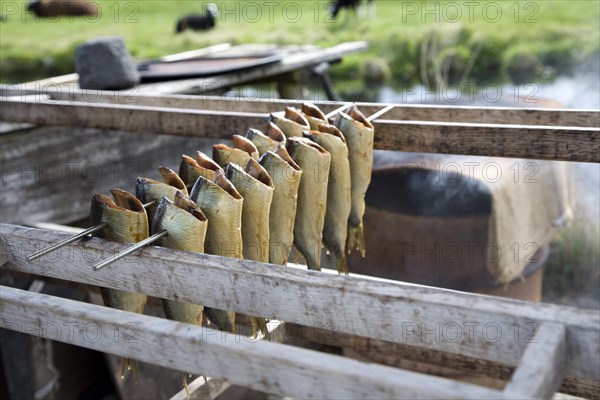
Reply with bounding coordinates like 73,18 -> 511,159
1,0 -> 599,85
543,212 -> 600,309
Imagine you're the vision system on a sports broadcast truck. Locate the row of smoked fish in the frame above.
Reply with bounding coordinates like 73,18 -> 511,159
90,102 -> 374,377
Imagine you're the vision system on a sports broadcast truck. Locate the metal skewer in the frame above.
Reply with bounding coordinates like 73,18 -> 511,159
325,103 -> 353,120
93,230 -> 167,271
27,223 -> 108,261
367,105 -> 395,122
27,199 -> 158,260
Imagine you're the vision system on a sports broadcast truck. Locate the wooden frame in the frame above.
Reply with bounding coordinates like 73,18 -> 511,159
1,90 -> 598,162
1,224 -> 599,398
0,92 -> 599,398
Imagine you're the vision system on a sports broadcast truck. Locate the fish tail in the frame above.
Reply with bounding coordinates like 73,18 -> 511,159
250,316 -> 271,340
120,358 -> 139,383
182,372 -> 190,398
347,222 -> 366,258
337,254 -> 349,275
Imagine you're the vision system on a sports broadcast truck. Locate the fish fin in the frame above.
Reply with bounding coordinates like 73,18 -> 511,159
337,254 -> 349,275
250,316 -> 271,340
347,223 -> 366,258
182,372 -> 190,398
195,306 -> 204,326
121,358 -> 139,383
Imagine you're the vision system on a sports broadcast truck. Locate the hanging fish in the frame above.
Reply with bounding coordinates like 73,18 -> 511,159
152,192 -> 207,325
269,107 -> 310,137
179,151 -> 222,187
213,135 -> 259,169
259,146 -> 302,265
189,170 -> 243,333
135,166 -> 187,223
335,106 -> 374,257
152,192 -> 208,395
301,102 -> 328,130
287,137 -> 331,271
305,123 -> 352,274
90,189 -> 149,381
246,122 -> 286,155
226,159 -> 274,339
225,159 -> 274,263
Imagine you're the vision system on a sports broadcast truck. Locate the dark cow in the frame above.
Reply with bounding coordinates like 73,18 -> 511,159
27,0 -> 98,17
330,0 -> 375,18
175,3 -> 218,33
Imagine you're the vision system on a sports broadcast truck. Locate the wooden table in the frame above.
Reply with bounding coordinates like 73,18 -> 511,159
13,42 -> 368,100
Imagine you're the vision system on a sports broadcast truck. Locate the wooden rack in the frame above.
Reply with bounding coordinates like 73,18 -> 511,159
0,90 -> 599,399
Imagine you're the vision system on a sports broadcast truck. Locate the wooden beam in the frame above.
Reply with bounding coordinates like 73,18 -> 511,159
0,98 -> 266,139
0,98 -> 598,162
1,224 -> 598,388
0,285 -> 503,399
290,324 -> 596,398
504,322 -> 567,399
3,87 -> 598,127
169,377 -> 230,400
169,320 -> 286,400
374,119 -> 600,162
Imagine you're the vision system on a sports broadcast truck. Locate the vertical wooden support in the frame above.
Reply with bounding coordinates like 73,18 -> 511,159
504,322 -> 567,399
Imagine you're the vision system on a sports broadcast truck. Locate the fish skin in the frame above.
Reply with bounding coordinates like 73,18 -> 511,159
159,166 -> 188,194
135,167 -> 187,223
226,159 -> 274,339
301,102 -> 328,131
213,138 -> 257,170
287,137 -> 331,271
305,124 -> 352,274
152,192 -> 208,327
232,135 -> 260,160
179,151 -> 222,187
334,106 -> 374,258
225,160 -> 274,263
90,189 -> 149,380
189,170 -> 242,333
246,123 -> 286,155
150,193 -> 208,394
269,107 -> 310,137
259,146 -> 302,265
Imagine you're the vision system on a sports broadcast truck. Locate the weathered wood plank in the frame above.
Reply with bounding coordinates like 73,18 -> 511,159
0,285 -> 503,399
169,377 -> 230,400
373,119 -> 599,162
504,322 -> 567,399
135,42 -> 369,95
169,320 -> 286,400
0,98 -> 267,139
1,98 -> 598,162
3,86 -> 598,127
1,224 -> 598,388
0,125 -> 218,225
291,324 -> 597,399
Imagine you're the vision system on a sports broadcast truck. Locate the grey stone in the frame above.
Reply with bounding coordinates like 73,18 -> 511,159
75,36 -> 140,90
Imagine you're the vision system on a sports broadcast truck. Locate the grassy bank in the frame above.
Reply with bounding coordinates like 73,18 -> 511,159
1,0 -> 599,85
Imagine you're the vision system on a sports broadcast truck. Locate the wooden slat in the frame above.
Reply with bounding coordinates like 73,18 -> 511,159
374,119 -> 600,162
3,86 -> 598,127
136,41 -> 368,95
0,98 -> 598,162
1,224 -> 598,389
504,322 -> 567,399
0,285 -> 503,399
169,377 -> 230,400
169,321 -> 286,400
291,324 -> 596,399
0,98 -> 266,139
